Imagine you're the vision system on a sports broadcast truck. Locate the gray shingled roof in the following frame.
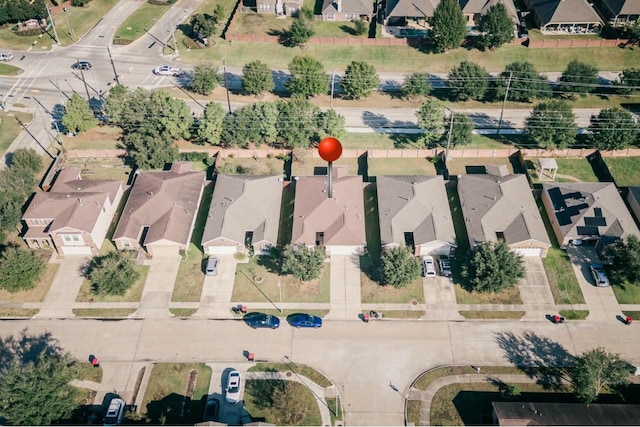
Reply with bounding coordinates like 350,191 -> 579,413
321,0 -> 374,15
458,173 -> 551,248
376,175 -> 456,248
201,175 -> 283,248
113,162 -> 204,246
528,0 -> 603,25
386,0 -> 437,18
460,0 -> 519,23
600,0 -> 640,15
291,168 -> 365,247
542,182 -> 640,242
22,168 -> 122,233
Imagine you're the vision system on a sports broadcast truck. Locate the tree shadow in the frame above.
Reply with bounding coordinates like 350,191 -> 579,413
255,251 -> 282,275
245,369 -> 286,410
0,329 -> 63,368
494,330 -> 574,390
339,25 -> 357,36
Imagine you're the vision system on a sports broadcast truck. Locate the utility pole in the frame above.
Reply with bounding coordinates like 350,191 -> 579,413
497,71 -> 513,135
46,4 -> 60,45
107,47 -> 120,84
445,108 -> 454,161
15,117 -> 55,159
78,59 -> 92,104
330,71 -> 335,109
223,59 -> 231,113
63,7 -> 74,40
169,14 -> 178,54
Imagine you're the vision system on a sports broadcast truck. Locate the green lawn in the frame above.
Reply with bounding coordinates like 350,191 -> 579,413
612,281 -> 640,304
233,257 -> 331,304
454,285 -> 523,304
553,158 -> 599,182
215,156 -> 285,175
76,264 -> 150,302
0,111 -> 33,155
0,63 -> 21,76
367,157 -> 437,176
244,380 -> 322,425
605,157 -> 640,187
446,157 -> 514,176
459,311 -> 525,319
62,126 -> 122,150
291,156 -> 360,176
248,362 -> 332,388
542,247 -> 585,304
140,363 -> 212,425
114,2 -> 172,44
72,308 -> 136,317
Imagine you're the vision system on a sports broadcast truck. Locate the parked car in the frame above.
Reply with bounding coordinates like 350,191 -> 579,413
103,397 -> 125,426
438,255 -> 452,277
589,263 -> 610,287
243,312 -> 280,329
205,256 -> 218,276
422,256 -> 436,278
203,397 -> 220,422
72,60 -> 92,70
225,370 -> 242,403
153,65 -> 181,76
286,313 -> 322,328
0,52 -> 13,61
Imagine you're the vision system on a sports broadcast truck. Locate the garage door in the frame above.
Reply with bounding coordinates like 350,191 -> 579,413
148,245 -> 180,257
207,246 -> 237,255
61,246 -> 92,255
513,247 -> 542,257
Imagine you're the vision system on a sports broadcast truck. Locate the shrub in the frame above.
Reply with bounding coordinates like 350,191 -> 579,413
71,0 -> 93,6
0,245 -> 45,293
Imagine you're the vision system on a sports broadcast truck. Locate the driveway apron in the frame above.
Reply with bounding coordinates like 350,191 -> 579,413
423,276 -> 463,320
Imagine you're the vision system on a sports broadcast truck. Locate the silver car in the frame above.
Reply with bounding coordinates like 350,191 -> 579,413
422,256 -> 436,278
225,370 -> 242,403
205,256 -> 218,276
589,263 -> 609,287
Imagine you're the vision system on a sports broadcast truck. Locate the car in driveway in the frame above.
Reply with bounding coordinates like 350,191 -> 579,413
72,60 -> 92,70
286,313 -> 322,328
243,312 -> 280,329
438,255 -> 452,277
422,256 -> 436,278
153,65 -> 181,76
203,397 -> 220,422
589,263 -> 610,287
103,397 -> 125,426
205,256 -> 218,276
225,370 -> 242,403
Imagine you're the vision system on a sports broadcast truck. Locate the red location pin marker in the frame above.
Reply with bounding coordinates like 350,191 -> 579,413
318,137 -> 342,162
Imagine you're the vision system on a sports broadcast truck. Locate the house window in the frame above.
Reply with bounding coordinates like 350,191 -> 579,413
123,240 -> 131,248
61,234 -> 83,245
496,231 -> 505,242
346,14 -> 356,20
326,13 -> 335,21
259,4 -> 271,11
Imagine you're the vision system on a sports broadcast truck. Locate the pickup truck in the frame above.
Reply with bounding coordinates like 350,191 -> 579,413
153,65 -> 181,76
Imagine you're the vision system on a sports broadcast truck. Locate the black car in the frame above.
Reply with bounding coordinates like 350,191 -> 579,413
72,60 -> 92,70
203,397 -> 220,422
243,312 -> 280,329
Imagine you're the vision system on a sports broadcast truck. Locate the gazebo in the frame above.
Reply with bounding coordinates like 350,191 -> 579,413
538,158 -> 558,180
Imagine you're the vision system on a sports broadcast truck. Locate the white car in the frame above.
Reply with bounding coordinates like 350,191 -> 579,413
153,65 -> 181,76
103,397 -> 125,426
225,370 -> 242,403
422,256 -> 436,278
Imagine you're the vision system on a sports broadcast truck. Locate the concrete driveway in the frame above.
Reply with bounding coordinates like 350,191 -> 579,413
519,257 -> 556,320
133,253 -> 182,318
194,255 -> 239,318
567,244 -> 621,322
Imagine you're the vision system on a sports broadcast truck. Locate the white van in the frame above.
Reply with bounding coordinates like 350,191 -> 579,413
0,52 -> 13,61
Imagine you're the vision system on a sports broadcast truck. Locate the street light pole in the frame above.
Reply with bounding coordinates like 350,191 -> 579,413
497,71 -> 513,135
445,107 -> 454,161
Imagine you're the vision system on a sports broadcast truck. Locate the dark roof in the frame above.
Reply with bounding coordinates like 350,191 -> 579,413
528,0 -> 603,26
597,0 -> 640,17
321,0 -> 374,15
385,0 -> 437,18
493,401 -> 640,425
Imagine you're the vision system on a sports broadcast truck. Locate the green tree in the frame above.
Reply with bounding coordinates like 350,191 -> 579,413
102,84 -> 131,127
190,13 -> 216,39
354,19 -> 368,35
571,347 -> 631,404
478,2 -> 514,50
340,61 -> 380,100
222,102 -> 279,147
429,0 -> 467,52
381,246 -> 421,288
448,61 -> 489,101
289,15 -> 315,47
0,351 -> 82,425
88,251 -> 140,295
556,60 -> 598,98
197,102 -> 227,145
125,123 -> 179,169
189,63 -> 222,95
492,61 -> 552,102
525,99 -> 577,149
609,235 -> 640,285
10,147 -> 42,174
462,242 -> 524,293
588,107 -> 639,150
281,245 -> 325,282
416,98 -> 445,146
0,245 -> 45,293
446,112 -> 473,147
287,56 -> 329,98
61,93 -> 97,134
276,95 -> 322,148
212,4 -> 225,22
619,68 -> 640,93
316,108 -> 346,140
271,382 -> 308,425
401,72 -> 431,99
242,60 -> 274,96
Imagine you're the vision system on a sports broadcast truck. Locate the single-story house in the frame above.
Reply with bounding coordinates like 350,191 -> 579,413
113,162 -> 205,257
320,0 -> 374,21
383,0 -> 437,27
626,186 -> 640,224
460,0 -> 519,28
376,175 -> 456,256
201,175 -> 283,256
458,166 -> 551,257
541,182 -> 640,250
291,166 -> 366,255
22,168 -> 124,256
253,0 -> 302,16
493,401 -> 640,426
594,0 -> 640,26
523,0 -> 603,33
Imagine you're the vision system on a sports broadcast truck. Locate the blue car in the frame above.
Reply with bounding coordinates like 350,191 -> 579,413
243,312 -> 280,329
286,313 -> 323,328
